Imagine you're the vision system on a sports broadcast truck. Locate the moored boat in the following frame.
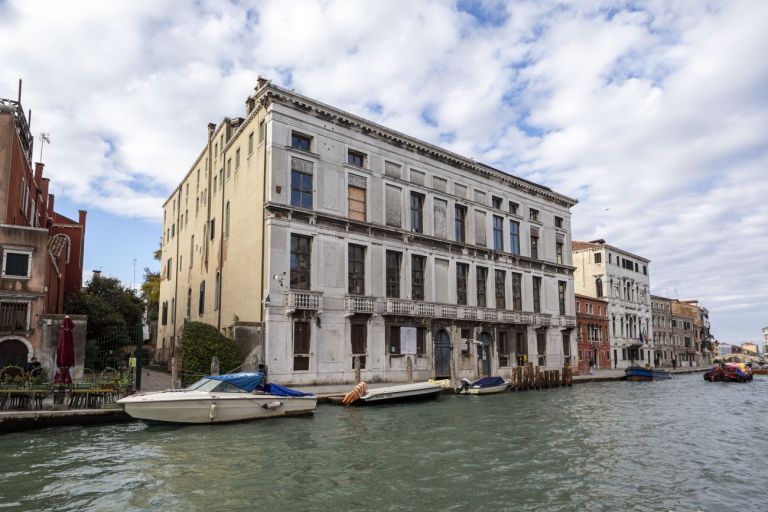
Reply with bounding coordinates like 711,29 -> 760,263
624,366 -> 671,381
117,372 -> 317,424
704,363 -> 752,383
344,381 -> 443,405
455,376 -> 509,395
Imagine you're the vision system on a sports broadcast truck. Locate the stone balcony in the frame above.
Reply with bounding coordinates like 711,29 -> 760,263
533,313 -> 552,326
344,296 -> 376,315
286,290 -> 323,314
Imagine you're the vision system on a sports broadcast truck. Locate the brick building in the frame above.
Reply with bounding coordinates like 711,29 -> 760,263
0,88 -> 87,375
575,294 -> 609,374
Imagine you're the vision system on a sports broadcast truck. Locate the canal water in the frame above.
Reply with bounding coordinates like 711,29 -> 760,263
1,373 -> 767,511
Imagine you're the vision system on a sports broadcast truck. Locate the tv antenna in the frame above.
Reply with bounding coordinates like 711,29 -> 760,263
38,133 -> 50,162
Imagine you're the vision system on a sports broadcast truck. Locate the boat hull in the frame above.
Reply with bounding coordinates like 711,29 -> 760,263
463,382 -> 509,395
357,383 -> 443,405
118,391 -> 317,424
625,366 -> 671,381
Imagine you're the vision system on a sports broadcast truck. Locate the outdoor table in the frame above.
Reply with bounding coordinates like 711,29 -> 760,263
68,388 -> 119,408
0,389 -> 48,410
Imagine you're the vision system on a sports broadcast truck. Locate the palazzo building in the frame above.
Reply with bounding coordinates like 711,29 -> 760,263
572,240 -> 653,369
157,78 -> 578,385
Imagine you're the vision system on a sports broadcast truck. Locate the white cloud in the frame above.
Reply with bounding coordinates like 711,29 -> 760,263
1,0 -> 766,342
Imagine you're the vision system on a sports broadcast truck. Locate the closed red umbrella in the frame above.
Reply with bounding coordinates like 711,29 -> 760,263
54,315 -> 75,384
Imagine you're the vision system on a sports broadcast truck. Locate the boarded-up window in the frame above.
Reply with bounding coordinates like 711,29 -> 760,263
385,185 -> 402,227
433,176 -> 447,192
410,169 -> 425,186
351,322 -> 367,369
474,210 -> 486,247
385,161 -> 401,179
433,199 -> 448,239
348,176 -> 366,222
293,321 -> 310,371
435,259 -> 449,303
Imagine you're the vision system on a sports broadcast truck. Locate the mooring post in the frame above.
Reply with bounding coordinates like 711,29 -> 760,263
211,356 -> 220,376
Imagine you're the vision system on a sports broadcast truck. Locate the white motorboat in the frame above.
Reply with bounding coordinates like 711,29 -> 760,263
455,376 -> 509,395
117,372 -> 316,424
355,381 -> 443,405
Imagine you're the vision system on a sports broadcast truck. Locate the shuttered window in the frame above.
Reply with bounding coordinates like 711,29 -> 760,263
293,321 -> 310,371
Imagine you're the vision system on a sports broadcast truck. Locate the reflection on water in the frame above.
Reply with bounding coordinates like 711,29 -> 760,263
2,374 -> 767,511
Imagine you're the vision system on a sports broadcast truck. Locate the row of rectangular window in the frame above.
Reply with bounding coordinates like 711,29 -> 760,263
288,130 -> 564,228
289,166 -> 563,263
594,252 -> 647,275
291,235 -> 567,314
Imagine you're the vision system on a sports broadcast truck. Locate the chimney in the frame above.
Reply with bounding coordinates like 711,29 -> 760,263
18,78 -> 22,103
40,178 -> 50,224
92,270 -> 101,280
207,123 -> 216,140
34,162 -> 44,184
256,76 -> 270,90
48,193 -> 55,219
78,209 -> 87,229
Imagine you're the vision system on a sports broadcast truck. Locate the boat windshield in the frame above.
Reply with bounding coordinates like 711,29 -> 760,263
184,378 -> 248,393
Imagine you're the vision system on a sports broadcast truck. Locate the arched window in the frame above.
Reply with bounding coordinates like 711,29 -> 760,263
595,278 -> 603,298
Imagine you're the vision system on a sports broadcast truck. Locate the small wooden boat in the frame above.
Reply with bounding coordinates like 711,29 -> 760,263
624,366 -> 671,382
354,382 -> 443,405
455,376 -> 509,395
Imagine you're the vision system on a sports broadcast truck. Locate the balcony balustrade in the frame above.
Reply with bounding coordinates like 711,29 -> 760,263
437,305 -> 457,318
460,307 -> 478,320
344,296 -> 376,315
534,313 -> 552,326
385,299 -> 415,316
286,290 -> 323,314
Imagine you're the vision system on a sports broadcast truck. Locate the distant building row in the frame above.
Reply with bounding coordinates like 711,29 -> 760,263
572,239 -> 713,372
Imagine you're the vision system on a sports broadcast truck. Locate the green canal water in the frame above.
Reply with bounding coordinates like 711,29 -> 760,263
1,373 -> 767,511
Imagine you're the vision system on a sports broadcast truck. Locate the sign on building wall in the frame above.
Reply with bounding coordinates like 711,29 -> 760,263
401,327 -> 417,354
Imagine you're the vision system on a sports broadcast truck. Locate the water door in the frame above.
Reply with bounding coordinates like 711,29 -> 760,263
479,332 -> 492,376
433,330 -> 451,379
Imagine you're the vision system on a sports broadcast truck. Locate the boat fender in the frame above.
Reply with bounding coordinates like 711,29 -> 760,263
209,403 -> 217,420
342,382 -> 368,405
262,401 -> 282,409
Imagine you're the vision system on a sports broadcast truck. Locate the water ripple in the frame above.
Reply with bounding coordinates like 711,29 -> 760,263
2,374 -> 768,510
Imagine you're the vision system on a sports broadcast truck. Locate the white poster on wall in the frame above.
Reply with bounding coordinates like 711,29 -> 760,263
400,327 -> 417,354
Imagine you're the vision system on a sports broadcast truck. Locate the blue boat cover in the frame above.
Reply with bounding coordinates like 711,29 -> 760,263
471,376 -> 506,388
207,372 -> 314,396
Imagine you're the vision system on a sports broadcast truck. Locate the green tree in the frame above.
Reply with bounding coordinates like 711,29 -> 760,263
141,267 -> 160,324
180,322 -> 242,386
65,276 -> 144,340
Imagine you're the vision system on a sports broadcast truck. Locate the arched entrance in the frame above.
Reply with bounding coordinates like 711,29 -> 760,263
433,330 -> 451,379
478,332 -> 492,376
0,339 -> 30,368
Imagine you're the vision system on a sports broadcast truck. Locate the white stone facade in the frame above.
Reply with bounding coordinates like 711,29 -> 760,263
158,80 -> 578,385
572,240 -> 653,369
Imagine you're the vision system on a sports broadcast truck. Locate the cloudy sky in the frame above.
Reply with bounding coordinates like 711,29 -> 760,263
1,0 -> 766,343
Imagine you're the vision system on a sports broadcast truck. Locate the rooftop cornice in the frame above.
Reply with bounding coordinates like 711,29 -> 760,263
255,83 -> 578,209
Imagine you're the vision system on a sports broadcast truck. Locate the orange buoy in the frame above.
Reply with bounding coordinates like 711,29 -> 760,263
342,381 -> 368,405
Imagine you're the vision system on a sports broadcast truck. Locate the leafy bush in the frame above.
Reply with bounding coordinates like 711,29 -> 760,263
180,322 -> 242,386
